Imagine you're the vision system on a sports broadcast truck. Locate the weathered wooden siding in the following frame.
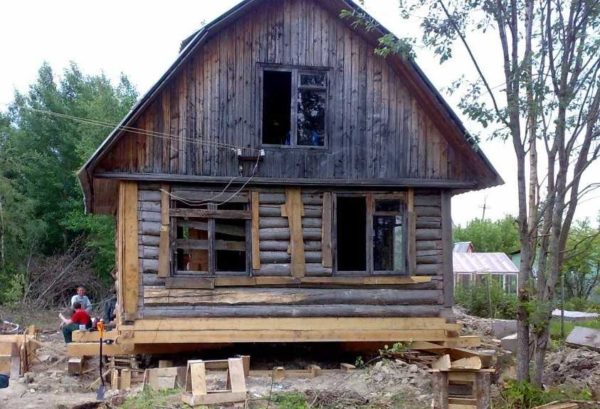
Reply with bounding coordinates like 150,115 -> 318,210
134,183 -> 448,318
97,0 -> 472,183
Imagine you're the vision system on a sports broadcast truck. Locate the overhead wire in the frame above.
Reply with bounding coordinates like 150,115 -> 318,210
22,106 -> 262,153
16,106 -> 265,205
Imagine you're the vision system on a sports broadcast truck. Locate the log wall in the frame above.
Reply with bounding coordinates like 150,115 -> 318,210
133,183 -> 448,319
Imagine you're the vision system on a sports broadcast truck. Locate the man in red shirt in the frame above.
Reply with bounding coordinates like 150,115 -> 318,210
59,301 -> 92,343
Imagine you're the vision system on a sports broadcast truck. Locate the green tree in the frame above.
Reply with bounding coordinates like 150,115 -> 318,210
0,62 -> 137,300
454,216 -> 519,254
562,217 -> 600,300
389,0 -> 600,386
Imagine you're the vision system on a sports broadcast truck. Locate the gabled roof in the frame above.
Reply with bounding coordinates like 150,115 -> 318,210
78,0 -> 503,212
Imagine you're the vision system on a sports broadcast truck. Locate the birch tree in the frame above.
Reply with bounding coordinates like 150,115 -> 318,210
394,0 -> 600,385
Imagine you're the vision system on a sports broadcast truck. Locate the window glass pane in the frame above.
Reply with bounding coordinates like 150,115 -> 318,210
505,275 -> 517,294
300,73 -> 326,87
375,199 -> 402,213
215,219 -> 246,272
263,70 -> 292,145
297,89 -> 325,146
373,215 -> 404,271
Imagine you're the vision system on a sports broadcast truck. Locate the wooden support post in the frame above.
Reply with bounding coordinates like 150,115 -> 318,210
407,188 -> 416,276
120,181 -> 139,320
321,192 -> 333,268
309,365 -> 322,378
474,372 -> 491,409
121,368 -> 132,390
158,360 -> 173,368
340,363 -> 356,372
68,357 -> 84,376
237,355 -> 251,377
158,184 -> 170,278
227,358 -> 246,393
431,371 -> 448,409
285,188 -> 305,278
251,192 -> 261,271
272,367 -> 285,381
111,369 -> 120,391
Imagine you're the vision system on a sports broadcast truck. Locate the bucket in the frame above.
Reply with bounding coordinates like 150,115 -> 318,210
0,374 -> 8,389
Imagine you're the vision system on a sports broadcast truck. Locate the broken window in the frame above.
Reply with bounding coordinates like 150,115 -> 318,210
335,194 -> 407,274
172,198 -> 249,275
373,199 -> 405,272
261,67 -> 327,147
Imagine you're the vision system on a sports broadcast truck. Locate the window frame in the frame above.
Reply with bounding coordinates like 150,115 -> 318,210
333,192 -> 408,276
170,201 -> 252,277
258,63 -> 330,150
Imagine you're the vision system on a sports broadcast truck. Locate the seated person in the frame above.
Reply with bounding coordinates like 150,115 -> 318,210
59,301 -> 91,343
71,286 -> 92,313
103,294 -> 117,329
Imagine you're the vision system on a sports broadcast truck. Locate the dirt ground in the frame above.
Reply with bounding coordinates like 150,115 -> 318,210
1,305 -> 599,408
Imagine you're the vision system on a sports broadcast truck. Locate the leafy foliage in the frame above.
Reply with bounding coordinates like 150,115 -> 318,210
455,278 -> 517,319
0,62 -> 137,304
562,217 -> 600,300
453,216 -> 519,254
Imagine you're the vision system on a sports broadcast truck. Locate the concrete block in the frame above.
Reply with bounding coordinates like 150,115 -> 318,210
566,326 -> 600,352
492,319 -> 517,339
500,333 -> 517,353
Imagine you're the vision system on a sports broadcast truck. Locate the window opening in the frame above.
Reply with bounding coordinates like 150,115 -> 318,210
336,197 -> 367,271
261,67 -> 327,147
373,199 -> 405,272
297,73 -> 326,146
262,71 -> 292,145
172,197 -> 249,275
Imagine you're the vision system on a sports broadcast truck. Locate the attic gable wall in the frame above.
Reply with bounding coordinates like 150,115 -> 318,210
96,0 -> 475,183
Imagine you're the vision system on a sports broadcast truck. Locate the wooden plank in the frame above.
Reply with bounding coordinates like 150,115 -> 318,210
451,356 -> 482,370
182,391 -> 246,406
129,329 -> 451,344
163,275 -> 433,288
251,191 -> 261,270
228,358 -> 246,393
170,208 -> 251,219
432,354 -> 451,371
122,181 -> 139,319
285,188 -> 305,277
132,317 -> 448,331
188,361 -> 207,396
121,368 -> 132,390
321,192 -> 333,268
158,185 -> 170,278
431,371 -> 449,409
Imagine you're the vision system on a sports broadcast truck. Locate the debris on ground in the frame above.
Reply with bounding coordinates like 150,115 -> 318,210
545,346 -> 600,389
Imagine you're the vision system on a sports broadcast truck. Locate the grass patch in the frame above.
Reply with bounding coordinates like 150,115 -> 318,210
272,392 -> 309,409
549,318 -> 600,341
120,388 -> 181,409
494,380 -> 592,408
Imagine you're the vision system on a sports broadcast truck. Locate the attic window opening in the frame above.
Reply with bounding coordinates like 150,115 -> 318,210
261,67 -> 327,147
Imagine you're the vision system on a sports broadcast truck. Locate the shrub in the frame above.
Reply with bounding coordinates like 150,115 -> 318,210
455,278 -> 517,319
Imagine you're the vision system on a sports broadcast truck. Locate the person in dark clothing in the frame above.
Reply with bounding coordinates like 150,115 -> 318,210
59,301 -> 91,343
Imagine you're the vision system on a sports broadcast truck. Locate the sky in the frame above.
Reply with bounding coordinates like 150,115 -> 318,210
0,0 -> 597,226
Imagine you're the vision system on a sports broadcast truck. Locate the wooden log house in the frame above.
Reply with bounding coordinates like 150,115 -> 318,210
77,0 -> 502,349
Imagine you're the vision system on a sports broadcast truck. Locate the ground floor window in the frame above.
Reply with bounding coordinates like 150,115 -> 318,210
336,193 -> 407,275
171,199 -> 250,276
